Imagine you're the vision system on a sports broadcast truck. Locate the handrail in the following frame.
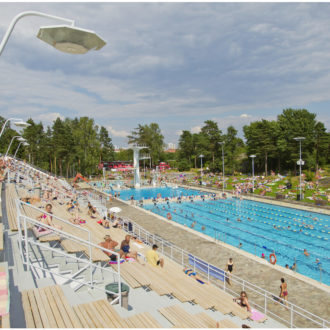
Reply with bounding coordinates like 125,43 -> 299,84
15,199 -> 122,304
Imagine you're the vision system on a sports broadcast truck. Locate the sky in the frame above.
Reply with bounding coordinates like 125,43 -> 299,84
0,2 -> 330,148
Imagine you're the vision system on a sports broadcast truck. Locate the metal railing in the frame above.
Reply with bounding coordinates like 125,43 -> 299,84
105,206 -> 330,328
15,200 -> 123,305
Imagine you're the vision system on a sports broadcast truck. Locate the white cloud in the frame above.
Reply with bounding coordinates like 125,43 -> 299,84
107,126 -> 129,138
191,126 -> 201,134
240,114 -> 252,119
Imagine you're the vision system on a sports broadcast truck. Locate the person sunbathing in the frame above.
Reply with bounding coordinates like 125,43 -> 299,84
87,202 -> 97,218
119,235 -> 139,262
97,216 -> 110,228
233,291 -> 252,312
99,235 -> 118,261
183,267 -> 208,284
36,204 -> 62,231
69,209 -> 86,225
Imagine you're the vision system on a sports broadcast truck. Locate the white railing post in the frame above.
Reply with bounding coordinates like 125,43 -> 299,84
181,250 -> 184,267
16,200 -> 23,260
264,291 -> 267,314
171,245 -> 173,259
223,272 -> 226,291
118,259 -> 122,306
193,255 -> 196,272
290,304 -> 294,328
207,264 -> 210,282
242,280 -> 245,291
24,216 -> 29,270
88,231 -> 93,288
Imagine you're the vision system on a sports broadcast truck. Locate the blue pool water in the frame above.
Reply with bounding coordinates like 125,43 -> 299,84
110,187 -> 209,201
112,186 -> 330,284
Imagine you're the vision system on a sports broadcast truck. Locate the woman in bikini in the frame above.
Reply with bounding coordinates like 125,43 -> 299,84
233,291 -> 252,312
36,204 -> 62,231
279,278 -> 288,306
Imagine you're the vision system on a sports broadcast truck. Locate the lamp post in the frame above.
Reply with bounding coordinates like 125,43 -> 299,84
5,136 -> 26,158
218,142 -> 225,194
0,118 -> 30,140
14,141 -> 29,158
294,137 -> 305,201
0,11 -> 106,57
249,155 -> 256,193
199,154 -> 204,177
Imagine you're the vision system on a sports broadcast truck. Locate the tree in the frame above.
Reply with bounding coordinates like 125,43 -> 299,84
243,120 -> 278,175
223,126 -> 245,174
200,120 -> 222,166
128,123 -> 164,166
99,126 -> 114,162
178,130 -> 194,165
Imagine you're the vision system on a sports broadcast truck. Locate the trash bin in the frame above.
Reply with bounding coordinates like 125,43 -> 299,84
105,282 -> 130,309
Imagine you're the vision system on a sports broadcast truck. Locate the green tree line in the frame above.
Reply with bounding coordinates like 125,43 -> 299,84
1,108 -> 329,177
0,116 -> 115,177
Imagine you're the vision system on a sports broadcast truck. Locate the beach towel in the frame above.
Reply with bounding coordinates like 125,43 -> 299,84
0,272 -> 9,316
250,309 -> 267,323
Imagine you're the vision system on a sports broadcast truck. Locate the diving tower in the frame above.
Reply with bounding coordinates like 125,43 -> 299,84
130,144 -> 149,188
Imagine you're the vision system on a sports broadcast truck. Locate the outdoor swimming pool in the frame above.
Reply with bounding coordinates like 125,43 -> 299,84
110,186 -> 209,201
112,186 -> 329,284
145,198 -> 329,285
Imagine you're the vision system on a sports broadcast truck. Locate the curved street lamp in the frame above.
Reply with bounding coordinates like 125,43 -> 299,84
218,142 -> 225,194
5,136 -> 26,158
14,141 -> 29,158
294,137 -> 305,201
199,154 -> 204,177
0,118 -> 30,140
0,11 -> 106,56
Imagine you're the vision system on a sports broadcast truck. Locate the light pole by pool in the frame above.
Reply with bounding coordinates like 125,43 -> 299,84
249,155 -> 256,193
218,142 -> 225,194
5,136 -> 26,158
0,118 -> 30,140
199,154 -> 204,177
14,141 -> 29,158
294,137 -> 305,201
0,11 -> 106,57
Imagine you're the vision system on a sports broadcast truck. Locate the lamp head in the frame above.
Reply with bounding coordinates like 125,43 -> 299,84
17,137 -> 26,142
23,142 -> 29,146
249,154 -> 256,158
14,120 -> 30,128
37,25 -> 106,54
293,137 -> 305,141
199,154 -> 204,158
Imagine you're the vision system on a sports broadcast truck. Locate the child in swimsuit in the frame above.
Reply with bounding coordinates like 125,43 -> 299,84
183,267 -> 206,284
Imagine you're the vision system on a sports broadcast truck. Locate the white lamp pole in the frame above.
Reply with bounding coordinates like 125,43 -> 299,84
0,11 -> 106,57
5,136 -> 26,158
0,118 -> 30,140
218,142 -> 225,194
250,155 -> 256,193
294,137 -> 305,201
14,141 -> 29,158
199,154 -> 204,177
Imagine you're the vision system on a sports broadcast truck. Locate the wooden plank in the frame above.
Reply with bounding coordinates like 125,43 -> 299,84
72,306 -> 88,329
54,285 -> 82,328
38,287 -> 58,328
194,312 -> 218,328
21,291 -> 35,328
75,305 -> 95,328
49,286 -> 73,328
61,239 -> 85,253
43,286 -> 66,328
93,300 -> 119,328
219,319 -> 239,328
126,314 -> 144,328
140,312 -> 162,328
1,314 -> 10,328
26,290 -> 43,328
32,288 -> 51,328
98,299 -> 129,328
39,234 -> 61,242
80,302 -> 104,328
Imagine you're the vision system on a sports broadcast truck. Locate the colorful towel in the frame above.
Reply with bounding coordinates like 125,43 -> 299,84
0,271 -> 9,316
250,309 -> 267,322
